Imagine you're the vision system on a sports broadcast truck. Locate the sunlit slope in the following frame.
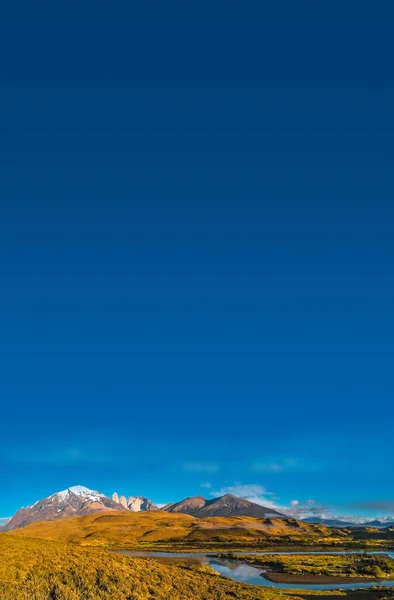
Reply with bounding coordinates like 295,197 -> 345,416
0,533 -> 304,600
13,510 -> 337,547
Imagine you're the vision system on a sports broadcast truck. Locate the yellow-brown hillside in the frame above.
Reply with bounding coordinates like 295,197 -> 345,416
1,533 -> 310,600
13,510 -> 334,548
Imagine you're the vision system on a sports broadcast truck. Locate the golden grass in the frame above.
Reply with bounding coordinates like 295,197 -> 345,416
11,511 -> 343,550
239,554 -> 394,579
0,533 -> 328,600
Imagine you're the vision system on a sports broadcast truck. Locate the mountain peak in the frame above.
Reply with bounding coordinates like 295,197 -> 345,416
50,486 -> 102,502
69,485 -> 98,495
2,486 -> 124,532
164,493 -> 285,518
111,492 -> 158,512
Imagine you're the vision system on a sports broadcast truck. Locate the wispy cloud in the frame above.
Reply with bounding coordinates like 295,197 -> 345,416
283,499 -> 328,519
0,517 -> 10,527
252,462 -> 284,473
10,446 -> 112,467
210,483 -> 332,519
251,458 -> 318,474
348,501 -> 394,515
201,482 -> 212,489
210,484 -> 279,509
280,499 -> 388,523
182,462 -> 220,474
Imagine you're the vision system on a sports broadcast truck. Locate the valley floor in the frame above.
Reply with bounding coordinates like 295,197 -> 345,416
2,534 -> 394,600
4,512 -> 394,599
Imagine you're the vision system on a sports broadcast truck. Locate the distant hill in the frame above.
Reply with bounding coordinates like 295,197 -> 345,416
366,519 -> 394,528
2,485 -> 158,532
303,516 -> 394,528
11,510 -> 332,547
163,493 -> 285,518
303,517 -> 357,527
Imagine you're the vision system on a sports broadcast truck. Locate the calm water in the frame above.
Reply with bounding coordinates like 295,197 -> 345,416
114,550 -> 394,590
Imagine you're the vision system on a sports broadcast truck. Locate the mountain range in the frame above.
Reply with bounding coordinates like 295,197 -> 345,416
304,516 -> 394,528
163,494 -> 284,518
1,486 -> 158,532
1,486 -> 284,531
3,485 -> 394,532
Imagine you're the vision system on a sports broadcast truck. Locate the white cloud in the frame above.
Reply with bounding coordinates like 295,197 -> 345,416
251,458 -> 312,474
252,462 -> 284,473
182,462 -> 220,474
209,484 -> 332,520
10,446 -> 112,467
203,481 -> 394,524
0,517 -> 10,527
201,482 -> 212,489
210,484 -> 280,509
282,499 -> 331,520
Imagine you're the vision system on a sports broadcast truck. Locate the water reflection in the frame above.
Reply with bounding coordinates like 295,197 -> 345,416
114,550 -> 394,590
209,559 -> 270,586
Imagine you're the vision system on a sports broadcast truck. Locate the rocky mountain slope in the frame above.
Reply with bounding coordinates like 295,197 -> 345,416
2,486 -> 124,531
112,492 -> 157,511
2,486 -> 159,532
163,493 -> 285,518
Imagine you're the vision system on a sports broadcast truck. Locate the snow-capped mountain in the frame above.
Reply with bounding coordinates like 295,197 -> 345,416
1,485 -> 124,531
303,516 -> 394,528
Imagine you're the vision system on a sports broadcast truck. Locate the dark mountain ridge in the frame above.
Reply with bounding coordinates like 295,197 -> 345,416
163,493 -> 285,518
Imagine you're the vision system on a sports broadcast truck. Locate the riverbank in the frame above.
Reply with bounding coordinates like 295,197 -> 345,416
109,543 -> 394,554
111,549 -> 394,591
4,535 -> 394,599
244,553 -> 394,587
264,573 -> 387,585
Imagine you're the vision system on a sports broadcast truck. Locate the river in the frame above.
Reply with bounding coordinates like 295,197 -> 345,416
113,550 -> 394,590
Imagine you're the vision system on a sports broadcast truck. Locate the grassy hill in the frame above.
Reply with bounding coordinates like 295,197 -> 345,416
3,529 -> 394,600
0,533 -> 321,600
11,510 -> 348,550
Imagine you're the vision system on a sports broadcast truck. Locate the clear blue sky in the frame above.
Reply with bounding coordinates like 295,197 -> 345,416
1,1 -> 394,521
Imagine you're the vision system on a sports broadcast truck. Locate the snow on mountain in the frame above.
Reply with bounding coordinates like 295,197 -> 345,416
303,515 -> 394,527
2,486 -> 124,532
49,486 -> 105,504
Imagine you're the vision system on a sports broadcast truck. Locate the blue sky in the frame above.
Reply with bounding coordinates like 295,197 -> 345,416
1,1 -> 394,521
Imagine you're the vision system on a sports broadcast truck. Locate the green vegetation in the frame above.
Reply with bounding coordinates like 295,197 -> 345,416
219,554 -> 394,580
